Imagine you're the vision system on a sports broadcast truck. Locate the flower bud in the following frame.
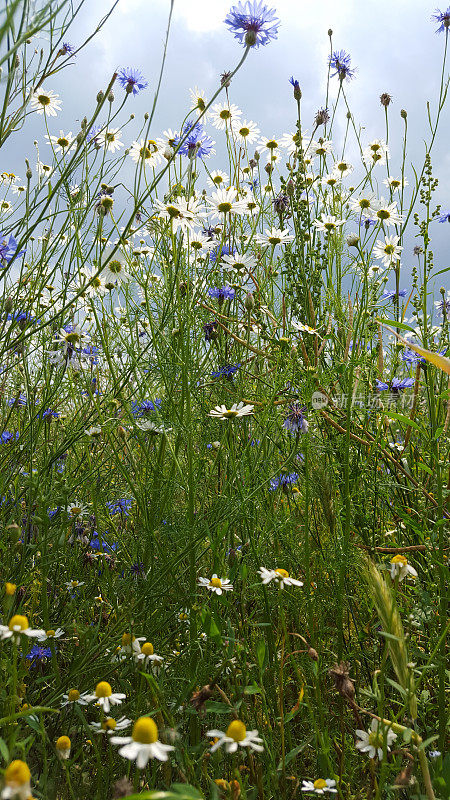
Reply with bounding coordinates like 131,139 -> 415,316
107,91 -> 115,102
245,29 -> 257,46
401,109 -> 407,119
328,28 -> 333,36
346,234 -> 359,247
244,292 -> 255,311
96,90 -> 104,104
380,92 -> 392,107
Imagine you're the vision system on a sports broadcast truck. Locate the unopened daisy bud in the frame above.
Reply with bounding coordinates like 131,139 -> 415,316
96,90 -> 104,104
244,292 -> 255,311
5,582 -> 16,595
56,735 -> 71,759
253,150 -> 260,162
249,158 -> 257,169
328,28 -> 333,36
26,167 -> 32,180
346,234 -> 359,247
107,90 -> 115,102
401,109 -> 407,119
265,162 -> 273,174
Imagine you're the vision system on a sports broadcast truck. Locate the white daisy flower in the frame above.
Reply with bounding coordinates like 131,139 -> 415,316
85,681 -> 126,713
362,139 -> 389,167
207,186 -> 248,219
221,252 -> 257,273
350,194 -> 377,216
313,214 -> 345,234
129,139 -> 162,167
101,251 -> 129,286
321,173 -> 340,189
240,191 -> 260,216
206,170 -> 229,189
389,554 -> 418,582
279,131 -> 302,155
79,266 -> 109,297
64,579 -> 85,591
258,567 -> 303,589
158,128 -> 179,149
198,574 -> 233,596
301,778 -> 337,794
97,128 -> 124,153
36,161 -> 53,178
355,719 -> 397,760
383,176 -> 408,192
0,615 -> 45,642
332,160 -> 353,179
154,196 -> 205,233
257,135 -> 282,161
256,227 -> 294,246
292,320 -> 322,337
55,736 -> 71,761
46,130 -> 75,153
207,720 -> 264,753
370,199 -> 403,227
11,184 -> 27,195
135,641 -> 164,669
66,500 -> 88,519
373,234 -> 403,266
90,716 -> 131,735
110,717 -> 174,767
232,119 -> 261,146
208,402 -> 254,420
189,86 -> 208,116
211,102 -> 242,130
307,138 -> 333,158
61,688 -> 90,707
30,88 -> 61,116
35,627 -> 64,642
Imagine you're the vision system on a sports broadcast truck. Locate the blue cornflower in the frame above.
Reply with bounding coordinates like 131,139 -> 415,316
106,498 -> 133,516
211,363 -> 241,378
247,178 -> 259,190
202,226 -> 219,241
283,403 -> 308,434
432,7 -> 450,33
401,349 -> 425,366
81,345 -> 100,365
60,42 -> 75,55
26,645 -> 52,666
437,210 -> 450,222
289,76 -> 301,99
7,311 -> 38,325
269,472 -> 299,491
435,297 -> 450,318
1,431 -> 19,444
130,561 -> 146,578
208,286 -> 235,302
0,233 -> 25,266
360,218 -> 376,229
178,122 -> 215,160
210,244 -> 236,264
376,377 -> 415,392
329,50 -> 356,81
132,398 -> 162,417
117,67 -> 148,95
41,408 -> 59,420
89,533 -> 117,554
224,1 -> 280,48
203,321 -> 219,342
7,393 -> 27,407
381,288 -> 408,300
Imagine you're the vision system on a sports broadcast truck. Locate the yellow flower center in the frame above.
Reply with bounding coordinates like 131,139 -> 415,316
108,259 -> 123,274
106,132 -> 116,142
68,689 -> 80,702
4,760 -> 31,786
391,554 -> 408,566
38,94 -> 51,106
210,577 -> 222,588
219,110 -> 231,120
275,568 -> 289,579
377,209 -> 390,220
132,717 -> 158,744
314,779 -> 327,790
217,202 -> 232,213
226,720 -> 247,742
213,175 -> 224,184
56,735 -> 71,751
384,245 -> 395,254
102,718 -> 117,730
141,642 -> 154,656
391,179 -> 400,188
5,582 -> 16,595
268,236 -> 282,244
9,614 -> 29,631
71,580 -> 79,587
266,139 -> 278,149
167,205 -> 181,219
222,409 -> 238,418
57,137 -> 69,148
95,681 -> 112,698
46,629 -> 56,637
359,198 -> 370,209
239,127 -> 250,137
121,633 -> 135,647
368,730 -> 383,748
337,162 -> 349,172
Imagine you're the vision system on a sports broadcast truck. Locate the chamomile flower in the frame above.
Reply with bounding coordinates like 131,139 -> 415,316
355,719 -> 397,760
135,642 -> 164,668
207,720 -> 264,753
373,234 -> 402,266
0,615 -> 45,641
332,159 -> 353,179
350,194 -> 376,216
301,779 -> 337,794
389,554 -> 418,582
66,500 -> 88,518
101,253 -> 129,286
198,574 -> 234,595
30,88 -> 61,116
322,173 -> 340,189
79,266 -> 109,297
61,689 -> 90,707
90,716 -> 131,735
211,102 -> 242,130
189,86 -> 208,116
232,119 -> 261,146
55,736 -> 71,760
292,320 -> 321,337
129,139 -> 162,167
308,138 -> 333,158
116,633 -> 146,660
1,760 -> 32,799
154,196 -> 205,232
257,135 -> 282,161
64,579 -> 85,591
46,130 -> 75,153
221,251 -> 257,273
36,160 -> 53,178
85,681 -> 126,713
110,717 -> 174,767
97,128 -> 124,153
207,187 -> 248,219
256,227 -> 294,246
313,214 -> 345,234
35,627 -> 64,642
206,170 -> 229,189
208,402 -> 254,420
258,567 -> 303,588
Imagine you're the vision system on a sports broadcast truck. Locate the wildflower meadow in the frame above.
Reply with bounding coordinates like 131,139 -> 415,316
0,1 -> 449,798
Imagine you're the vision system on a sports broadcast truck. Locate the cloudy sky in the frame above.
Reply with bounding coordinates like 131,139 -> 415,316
6,0 -> 450,283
